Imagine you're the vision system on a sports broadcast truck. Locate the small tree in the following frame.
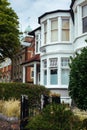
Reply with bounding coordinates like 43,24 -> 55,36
0,0 -> 20,61
69,47 -> 87,110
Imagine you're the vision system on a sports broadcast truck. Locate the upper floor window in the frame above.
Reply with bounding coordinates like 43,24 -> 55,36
62,18 -> 70,41
42,17 -> 70,44
82,4 -> 87,33
51,18 -> 58,42
35,33 -> 41,53
36,35 -> 39,53
44,22 -> 47,44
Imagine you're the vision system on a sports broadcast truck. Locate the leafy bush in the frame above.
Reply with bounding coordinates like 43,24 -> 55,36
27,104 -> 82,130
0,83 -> 49,107
69,47 -> 87,110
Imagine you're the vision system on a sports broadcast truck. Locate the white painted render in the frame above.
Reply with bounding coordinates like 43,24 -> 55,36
39,0 -> 87,103
22,0 -> 87,104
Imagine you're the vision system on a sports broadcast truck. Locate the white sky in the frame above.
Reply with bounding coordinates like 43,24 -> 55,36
8,0 -> 71,32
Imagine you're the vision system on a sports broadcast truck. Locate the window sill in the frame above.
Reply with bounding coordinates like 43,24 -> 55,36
74,32 -> 87,43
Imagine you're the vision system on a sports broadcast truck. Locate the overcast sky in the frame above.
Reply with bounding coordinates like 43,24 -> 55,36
8,0 -> 71,32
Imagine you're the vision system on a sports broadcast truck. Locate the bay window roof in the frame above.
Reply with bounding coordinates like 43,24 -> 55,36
38,10 -> 70,24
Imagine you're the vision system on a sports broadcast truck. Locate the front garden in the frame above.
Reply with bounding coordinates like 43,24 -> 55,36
0,83 -> 87,130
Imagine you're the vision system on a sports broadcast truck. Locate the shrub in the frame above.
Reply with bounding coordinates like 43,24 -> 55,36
27,104 -> 82,130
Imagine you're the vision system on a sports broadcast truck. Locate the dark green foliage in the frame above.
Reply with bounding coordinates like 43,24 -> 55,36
27,104 -> 82,130
0,83 -> 49,106
69,47 -> 87,110
0,0 -> 20,61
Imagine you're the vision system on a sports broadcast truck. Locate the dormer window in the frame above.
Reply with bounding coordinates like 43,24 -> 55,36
82,4 -> 87,33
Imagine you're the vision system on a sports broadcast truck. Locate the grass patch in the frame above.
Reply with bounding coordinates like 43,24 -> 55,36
0,99 -> 20,118
73,107 -> 87,120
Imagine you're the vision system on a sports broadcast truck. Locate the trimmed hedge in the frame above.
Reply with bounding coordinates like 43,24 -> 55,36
0,83 -> 49,106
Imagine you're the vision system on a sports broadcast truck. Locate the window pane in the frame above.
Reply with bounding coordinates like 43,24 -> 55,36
44,22 -> 47,44
51,30 -> 58,42
62,19 -> 69,29
62,30 -> 69,41
61,58 -> 69,67
83,17 -> 87,33
44,23 -> 47,32
44,70 -> 47,85
43,59 -> 47,68
36,35 -> 38,40
50,69 -> 58,85
61,69 -> 69,85
51,18 -> 58,42
50,58 -> 58,67
36,41 -> 38,52
62,19 -> 70,41
51,19 -> 58,30
82,4 -> 87,17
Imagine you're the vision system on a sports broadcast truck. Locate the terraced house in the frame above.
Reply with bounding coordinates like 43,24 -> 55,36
1,0 -> 87,104
22,0 -> 87,104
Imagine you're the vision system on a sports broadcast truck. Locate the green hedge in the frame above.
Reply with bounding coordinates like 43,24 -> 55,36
0,83 -> 49,106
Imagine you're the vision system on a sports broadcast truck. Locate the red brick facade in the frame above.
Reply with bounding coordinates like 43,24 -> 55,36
0,65 -> 11,82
